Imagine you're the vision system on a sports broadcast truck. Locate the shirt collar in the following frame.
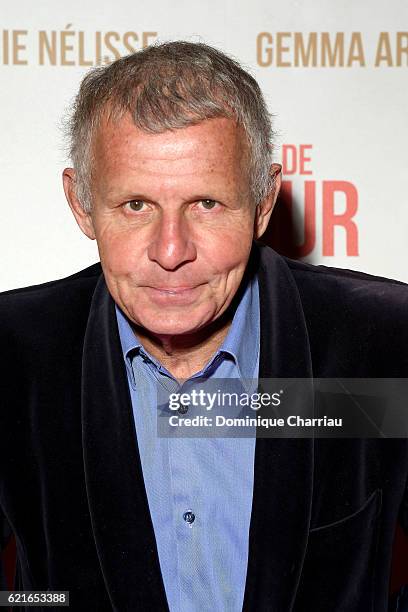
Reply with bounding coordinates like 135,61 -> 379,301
115,271 -> 259,382
217,272 -> 259,381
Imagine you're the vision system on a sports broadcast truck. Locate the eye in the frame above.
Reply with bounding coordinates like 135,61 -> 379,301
124,200 -> 148,212
198,199 -> 219,210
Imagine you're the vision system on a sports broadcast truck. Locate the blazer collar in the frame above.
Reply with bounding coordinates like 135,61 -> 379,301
81,244 -> 314,611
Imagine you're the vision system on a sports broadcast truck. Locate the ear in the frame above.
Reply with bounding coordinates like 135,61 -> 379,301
254,163 -> 282,240
62,168 -> 96,240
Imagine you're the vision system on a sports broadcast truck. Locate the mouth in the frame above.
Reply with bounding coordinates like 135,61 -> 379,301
152,286 -> 197,294
144,284 -> 203,304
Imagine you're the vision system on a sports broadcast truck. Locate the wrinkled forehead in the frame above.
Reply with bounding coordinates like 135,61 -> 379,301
91,112 -> 251,183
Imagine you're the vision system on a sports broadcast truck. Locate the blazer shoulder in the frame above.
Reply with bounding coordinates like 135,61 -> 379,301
284,256 -> 408,314
0,261 -> 102,300
285,255 -> 407,288
256,242 -> 408,309
0,262 -> 102,346
279,255 -> 408,374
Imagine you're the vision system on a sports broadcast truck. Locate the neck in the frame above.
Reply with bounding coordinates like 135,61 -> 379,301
134,312 -> 233,380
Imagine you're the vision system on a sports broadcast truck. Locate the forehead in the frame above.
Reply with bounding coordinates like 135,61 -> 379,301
92,114 -> 249,182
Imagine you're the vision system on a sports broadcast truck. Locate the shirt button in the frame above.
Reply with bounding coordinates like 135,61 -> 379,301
177,401 -> 189,415
183,511 -> 195,524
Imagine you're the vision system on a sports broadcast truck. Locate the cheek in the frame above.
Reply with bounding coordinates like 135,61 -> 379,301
200,221 -> 254,273
96,227 -> 142,277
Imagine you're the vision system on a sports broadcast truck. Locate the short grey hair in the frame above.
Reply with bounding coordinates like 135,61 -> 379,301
66,40 -> 275,213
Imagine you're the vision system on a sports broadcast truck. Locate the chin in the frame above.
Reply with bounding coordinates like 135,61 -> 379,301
133,308 -> 213,338
140,320 -> 198,337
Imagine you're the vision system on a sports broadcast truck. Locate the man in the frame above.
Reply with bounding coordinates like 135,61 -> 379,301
1,40 -> 408,611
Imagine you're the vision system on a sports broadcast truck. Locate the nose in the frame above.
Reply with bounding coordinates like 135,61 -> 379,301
147,210 -> 197,270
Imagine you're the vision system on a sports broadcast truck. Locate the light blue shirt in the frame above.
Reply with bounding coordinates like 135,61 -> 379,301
115,273 -> 260,611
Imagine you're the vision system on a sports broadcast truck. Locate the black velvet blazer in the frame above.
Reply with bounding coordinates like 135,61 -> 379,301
1,243 -> 408,611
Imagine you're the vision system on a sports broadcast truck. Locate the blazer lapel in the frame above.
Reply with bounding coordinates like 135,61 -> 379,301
81,274 -> 169,611
242,245 -> 314,611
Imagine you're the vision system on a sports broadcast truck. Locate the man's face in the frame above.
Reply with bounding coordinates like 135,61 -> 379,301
65,115 -> 278,337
